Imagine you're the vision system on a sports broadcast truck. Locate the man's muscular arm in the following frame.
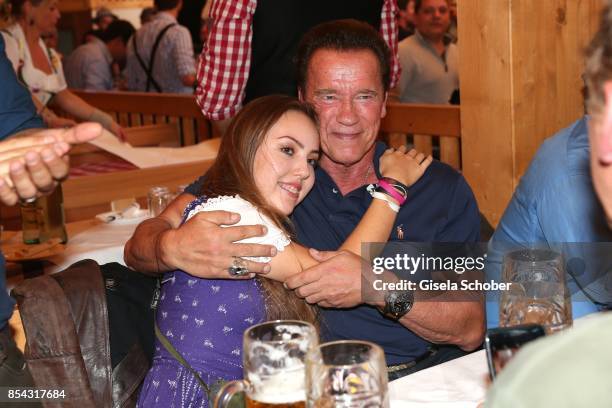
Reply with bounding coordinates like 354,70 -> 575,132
124,193 -> 277,278
124,193 -> 193,275
394,296 -> 484,351
286,249 -> 484,351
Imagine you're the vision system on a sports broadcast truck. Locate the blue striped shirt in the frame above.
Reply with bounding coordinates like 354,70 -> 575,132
64,37 -> 113,90
126,13 -> 195,94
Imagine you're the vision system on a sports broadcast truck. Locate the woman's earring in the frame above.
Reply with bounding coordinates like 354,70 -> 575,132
28,17 -> 35,25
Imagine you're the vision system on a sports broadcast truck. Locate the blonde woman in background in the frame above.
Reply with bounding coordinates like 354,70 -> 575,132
1,0 -> 124,139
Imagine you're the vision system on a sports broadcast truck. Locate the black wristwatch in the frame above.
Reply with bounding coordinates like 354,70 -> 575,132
380,290 -> 414,320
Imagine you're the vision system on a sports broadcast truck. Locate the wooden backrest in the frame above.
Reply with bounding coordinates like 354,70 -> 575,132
63,159 -> 214,222
70,90 -> 212,145
380,103 -> 462,169
122,123 -> 181,147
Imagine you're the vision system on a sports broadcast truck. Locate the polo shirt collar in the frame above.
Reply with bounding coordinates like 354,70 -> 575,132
415,29 -> 452,48
315,141 -> 388,192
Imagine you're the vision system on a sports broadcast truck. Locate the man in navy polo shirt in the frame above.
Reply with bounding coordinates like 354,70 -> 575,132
125,20 -> 484,378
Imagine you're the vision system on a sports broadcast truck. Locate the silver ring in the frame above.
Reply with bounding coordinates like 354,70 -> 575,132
228,256 -> 249,277
19,196 -> 37,205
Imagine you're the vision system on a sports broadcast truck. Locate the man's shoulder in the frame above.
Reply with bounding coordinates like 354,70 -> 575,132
168,24 -> 192,44
447,42 -> 459,57
428,161 -> 479,212
411,160 -> 476,209
398,35 -> 420,53
71,41 -> 101,58
506,117 -> 588,215
529,117 -> 588,178
423,160 -> 464,186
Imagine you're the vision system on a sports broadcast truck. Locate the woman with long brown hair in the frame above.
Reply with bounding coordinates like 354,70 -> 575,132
138,94 -> 432,407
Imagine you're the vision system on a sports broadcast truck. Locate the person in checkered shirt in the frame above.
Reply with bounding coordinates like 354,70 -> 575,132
196,0 -> 401,134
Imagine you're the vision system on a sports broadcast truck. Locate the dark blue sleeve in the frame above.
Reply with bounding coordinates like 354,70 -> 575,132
437,175 -> 481,243
184,173 -> 206,196
0,36 -> 44,140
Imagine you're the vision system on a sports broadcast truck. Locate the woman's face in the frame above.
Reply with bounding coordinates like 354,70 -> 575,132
29,0 -> 60,34
253,111 -> 320,216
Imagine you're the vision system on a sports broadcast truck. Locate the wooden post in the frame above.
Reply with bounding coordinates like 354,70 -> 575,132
459,0 -> 603,227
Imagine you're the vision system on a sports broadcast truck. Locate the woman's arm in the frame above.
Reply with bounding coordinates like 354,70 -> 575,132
340,147 -> 432,255
50,89 -> 95,120
31,95 -> 77,128
51,90 -> 124,139
266,147 -> 432,281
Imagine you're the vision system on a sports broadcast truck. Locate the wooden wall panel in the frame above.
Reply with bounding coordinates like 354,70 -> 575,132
460,0 -> 603,227
90,0 -> 153,9
459,0 -> 514,227
511,0 -> 602,179
58,0 -> 91,13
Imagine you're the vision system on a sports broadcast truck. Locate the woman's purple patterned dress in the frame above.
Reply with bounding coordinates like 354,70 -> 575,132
137,197 -> 271,407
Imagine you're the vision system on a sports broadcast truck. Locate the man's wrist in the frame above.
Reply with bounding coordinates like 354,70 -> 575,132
378,289 -> 414,321
156,229 -> 175,274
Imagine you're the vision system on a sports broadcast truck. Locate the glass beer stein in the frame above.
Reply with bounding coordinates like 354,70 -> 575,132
306,341 -> 389,408
499,248 -> 572,333
214,320 -> 318,408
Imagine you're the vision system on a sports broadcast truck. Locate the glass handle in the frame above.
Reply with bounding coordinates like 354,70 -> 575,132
213,379 -> 247,408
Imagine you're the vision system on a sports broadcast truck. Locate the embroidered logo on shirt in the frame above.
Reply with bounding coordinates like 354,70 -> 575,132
396,224 -> 405,240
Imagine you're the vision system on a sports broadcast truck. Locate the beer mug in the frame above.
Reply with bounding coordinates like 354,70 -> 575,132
214,320 -> 318,408
306,341 -> 389,408
499,249 -> 572,333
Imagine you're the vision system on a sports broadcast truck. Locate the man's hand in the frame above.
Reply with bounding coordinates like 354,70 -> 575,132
0,123 -> 102,206
155,209 -> 278,279
285,249 -> 365,308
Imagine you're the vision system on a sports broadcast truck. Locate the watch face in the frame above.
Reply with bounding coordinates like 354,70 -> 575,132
385,291 -> 413,319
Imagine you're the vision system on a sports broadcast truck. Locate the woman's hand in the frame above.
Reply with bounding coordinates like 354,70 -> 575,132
88,108 -> 126,142
108,120 -> 126,142
379,145 -> 433,187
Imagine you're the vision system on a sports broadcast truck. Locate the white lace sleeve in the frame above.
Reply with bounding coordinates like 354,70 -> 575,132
185,195 -> 291,263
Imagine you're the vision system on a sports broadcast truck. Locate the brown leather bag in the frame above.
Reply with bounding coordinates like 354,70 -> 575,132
12,260 -> 150,408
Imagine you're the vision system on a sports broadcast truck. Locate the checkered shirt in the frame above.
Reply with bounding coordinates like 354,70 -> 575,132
195,0 -> 400,120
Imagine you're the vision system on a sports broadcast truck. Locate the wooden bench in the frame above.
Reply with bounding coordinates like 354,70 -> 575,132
70,90 -> 213,145
380,103 -> 461,169
63,159 -> 214,222
64,121 -> 221,221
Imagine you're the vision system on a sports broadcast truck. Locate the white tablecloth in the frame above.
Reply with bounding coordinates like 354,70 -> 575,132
390,350 -> 488,407
46,217 -> 145,273
20,216 -> 492,407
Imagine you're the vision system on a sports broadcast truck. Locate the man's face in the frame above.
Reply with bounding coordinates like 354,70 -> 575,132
415,0 -> 451,40
589,82 -> 612,228
398,0 -> 416,28
301,49 -> 387,168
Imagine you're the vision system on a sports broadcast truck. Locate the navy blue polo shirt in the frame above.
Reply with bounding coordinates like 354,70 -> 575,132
186,142 -> 481,364
292,142 -> 480,364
